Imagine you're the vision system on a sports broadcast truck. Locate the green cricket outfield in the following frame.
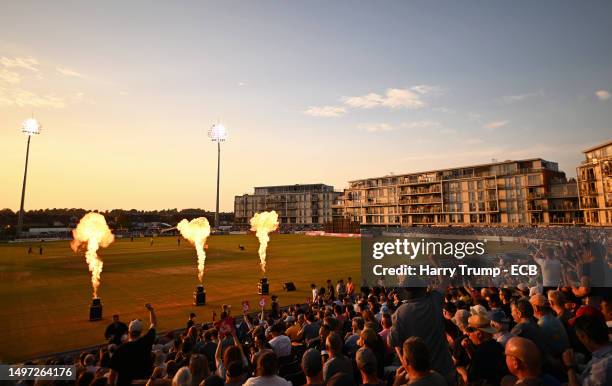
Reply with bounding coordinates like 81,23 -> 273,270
0,234 -> 360,362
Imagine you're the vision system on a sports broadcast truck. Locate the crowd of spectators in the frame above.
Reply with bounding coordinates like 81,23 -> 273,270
16,278 -> 611,386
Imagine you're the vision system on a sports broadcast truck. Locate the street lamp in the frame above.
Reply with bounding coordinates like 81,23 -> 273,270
16,118 -> 42,238
208,123 -> 227,228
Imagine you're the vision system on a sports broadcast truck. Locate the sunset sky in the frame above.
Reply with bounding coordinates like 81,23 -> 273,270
1,1 -> 611,211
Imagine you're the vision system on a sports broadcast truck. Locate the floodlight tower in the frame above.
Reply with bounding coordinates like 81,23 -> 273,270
208,123 -> 227,228
16,118 -> 42,238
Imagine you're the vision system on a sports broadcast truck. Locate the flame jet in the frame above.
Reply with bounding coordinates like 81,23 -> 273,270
249,211 -> 279,274
71,212 -> 115,298
177,217 -> 211,283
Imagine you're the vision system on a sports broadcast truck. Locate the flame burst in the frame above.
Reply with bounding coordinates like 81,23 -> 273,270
177,217 -> 211,283
71,212 -> 115,298
250,211 -> 279,274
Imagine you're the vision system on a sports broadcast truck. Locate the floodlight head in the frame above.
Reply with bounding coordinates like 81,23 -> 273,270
208,123 -> 227,142
22,118 -> 41,136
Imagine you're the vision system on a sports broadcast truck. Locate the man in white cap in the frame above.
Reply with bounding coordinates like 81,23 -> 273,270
457,314 -> 508,385
109,303 -> 158,385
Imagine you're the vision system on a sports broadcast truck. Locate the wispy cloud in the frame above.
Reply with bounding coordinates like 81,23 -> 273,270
0,68 -> 21,83
358,122 -> 397,133
0,56 -> 39,72
303,105 -> 346,117
410,84 -> 445,96
56,66 -> 83,78
500,90 -> 544,103
342,88 -> 426,109
595,89 -> 611,101
401,120 -> 441,129
0,87 -> 65,108
483,120 -> 509,130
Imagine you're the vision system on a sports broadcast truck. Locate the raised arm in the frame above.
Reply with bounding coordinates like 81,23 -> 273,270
145,303 -> 157,329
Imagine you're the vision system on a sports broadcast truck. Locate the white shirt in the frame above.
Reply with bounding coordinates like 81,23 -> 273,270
244,375 -> 292,386
269,334 -> 292,358
534,257 -> 562,287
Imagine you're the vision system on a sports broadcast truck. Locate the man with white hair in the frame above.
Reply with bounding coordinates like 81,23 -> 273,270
109,303 -> 158,385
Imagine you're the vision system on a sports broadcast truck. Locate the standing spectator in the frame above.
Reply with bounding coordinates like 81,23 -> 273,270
186,313 -> 197,330
389,283 -> 454,382
243,352 -> 291,386
105,314 -> 128,345
323,332 -> 354,382
301,348 -> 324,386
392,337 -> 447,386
346,277 -> 355,299
109,303 -> 158,386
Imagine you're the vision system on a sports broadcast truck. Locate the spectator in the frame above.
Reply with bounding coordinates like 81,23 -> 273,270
389,282 -> 455,382
109,303 -> 157,386
189,354 -> 209,386
105,314 -> 128,345
392,336 -> 446,386
502,337 -> 560,386
356,347 -> 384,386
563,306 -> 612,386
225,360 -> 246,386
530,294 -> 570,356
187,313 -> 197,330
490,308 -> 515,347
268,323 -> 292,358
458,314 -> 509,385
172,367 -> 192,386
301,348 -> 324,386
243,352 -> 291,386
323,332 -> 354,382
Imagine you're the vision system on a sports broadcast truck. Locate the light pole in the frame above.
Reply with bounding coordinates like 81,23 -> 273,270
208,123 -> 227,228
16,118 -> 42,238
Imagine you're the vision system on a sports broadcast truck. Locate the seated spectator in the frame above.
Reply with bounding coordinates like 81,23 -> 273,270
172,367 -> 192,386
502,337 -> 560,386
243,351 -> 291,386
491,308 -> 515,347
563,306 -> 612,386
531,294 -> 570,356
458,314 -> 509,385
225,360 -> 246,386
323,332 -> 354,382
356,347 -> 384,386
302,348 -> 324,386
392,336 -> 446,386
268,322 -> 292,358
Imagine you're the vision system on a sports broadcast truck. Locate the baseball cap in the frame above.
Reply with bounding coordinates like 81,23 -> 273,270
568,305 -> 605,327
470,304 -> 488,317
489,309 -> 510,324
284,316 -> 295,323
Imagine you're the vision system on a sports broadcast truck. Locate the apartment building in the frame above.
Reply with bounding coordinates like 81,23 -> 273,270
334,158 -> 582,226
234,184 -> 340,228
577,140 -> 612,225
